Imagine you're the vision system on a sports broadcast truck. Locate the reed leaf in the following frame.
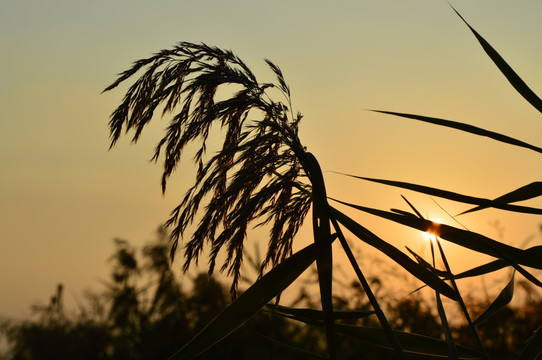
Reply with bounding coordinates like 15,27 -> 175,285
333,173 -> 542,215
276,313 -> 481,359
452,259 -> 507,279
370,111 -> 542,154
330,325 -> 480,359
456,260 -> 541,289
332,198 -> 542,271
305,152 -> 336,359
434,237 -> 489,359
409,247 -> 539,288
473,271 -> 515,325
406,246 -> 449,278
330,214 -> 406,359
452,6 -> 542,114
430,236 -> 459,360
453,246 -> 542,281
167,236 -> 335,360
331,207 -> 458,300
460,182 -> 542,215
265,304 -> 374,321
420,232 -> 458,359
518,325 -> 542,360
254,332 -> 328,359
436,292 -> 459,360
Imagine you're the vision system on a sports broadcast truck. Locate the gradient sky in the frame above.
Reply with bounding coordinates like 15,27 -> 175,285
2,1 -> 542,319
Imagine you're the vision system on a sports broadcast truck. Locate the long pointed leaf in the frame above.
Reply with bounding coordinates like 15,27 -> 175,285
336,198 -> 542,291
453,259 -> 507,279
278,313 -> 481,359
461,182 -> 542,215
412,245 -> 542,280
401,188 -> 460,360
167,237 -> 335,360
266,304 -> 375,321
370,111 -> 542,154
332,173 -> 542,215
332,198 -> 542,270
330,214 -> 407,359
452,6 -> 542,114
429,234 -> 458,359
334,325 -> 481,359
255,332 -> 329,360
450,257 -> 542,290
473,271 -> 515,325
436,292 -> 459,360
400,195 -> 424,219
518,325 -> 542,360
305,152 -> 336,359
406,246 -> 449,278
434,237 -> 489,359
331,207 -> 458,300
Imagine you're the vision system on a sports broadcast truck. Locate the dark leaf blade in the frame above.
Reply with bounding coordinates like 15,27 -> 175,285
167,237 -> 335,360
518,325 -> 542,360
400,195 -> 424,219
305,152 -> 336,359
406,246 -> 449,278
335,325 -> 481,359
433,237 -> 488,358
461,182 -> 542,215
255,332 -> 328,360
331,216 -> 406,359
332,173 -> 542,215
453,259 -> 508,279
436,292 -> 459,360
331,198 -> 542,270
266,304 -> 375,321
474,271 -> 515,325
513,265 -> 542,288
480,181 -> 542,204
452,6 -> 542,115
371,110 -> 542,154
277,313 -> 481,359
331,207 -> 458,300
452,249 -> 542,288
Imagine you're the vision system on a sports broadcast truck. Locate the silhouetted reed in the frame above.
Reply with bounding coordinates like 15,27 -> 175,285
104,6 -> 542,359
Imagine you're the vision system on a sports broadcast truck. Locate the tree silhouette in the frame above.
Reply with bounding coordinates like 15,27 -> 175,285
0,230 -> 333,359
2,233 -> 541,359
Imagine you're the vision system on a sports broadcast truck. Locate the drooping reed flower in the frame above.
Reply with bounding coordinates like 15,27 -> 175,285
104,42 -> 312,295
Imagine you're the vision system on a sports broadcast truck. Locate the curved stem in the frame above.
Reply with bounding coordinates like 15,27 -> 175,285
305,152 -> 336,359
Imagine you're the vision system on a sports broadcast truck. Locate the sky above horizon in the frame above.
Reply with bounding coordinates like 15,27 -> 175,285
1,1 -> 542,319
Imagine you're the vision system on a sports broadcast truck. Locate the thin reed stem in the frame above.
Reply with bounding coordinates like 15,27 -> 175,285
329,214 -> 406,360
435,238 -> 489,360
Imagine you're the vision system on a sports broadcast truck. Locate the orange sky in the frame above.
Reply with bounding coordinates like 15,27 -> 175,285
1,1 -> 542,319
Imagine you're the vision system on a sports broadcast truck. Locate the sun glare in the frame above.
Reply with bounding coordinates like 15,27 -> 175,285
423,218 -> 442,245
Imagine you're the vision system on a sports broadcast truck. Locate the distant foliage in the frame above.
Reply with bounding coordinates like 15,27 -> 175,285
1,231 -> 320,359
1,232 -> 541,359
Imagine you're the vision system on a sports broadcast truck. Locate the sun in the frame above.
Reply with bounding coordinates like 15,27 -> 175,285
423,218 -> 442,245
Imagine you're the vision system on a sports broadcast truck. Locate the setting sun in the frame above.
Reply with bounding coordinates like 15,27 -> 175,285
423,218 -> 442,245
